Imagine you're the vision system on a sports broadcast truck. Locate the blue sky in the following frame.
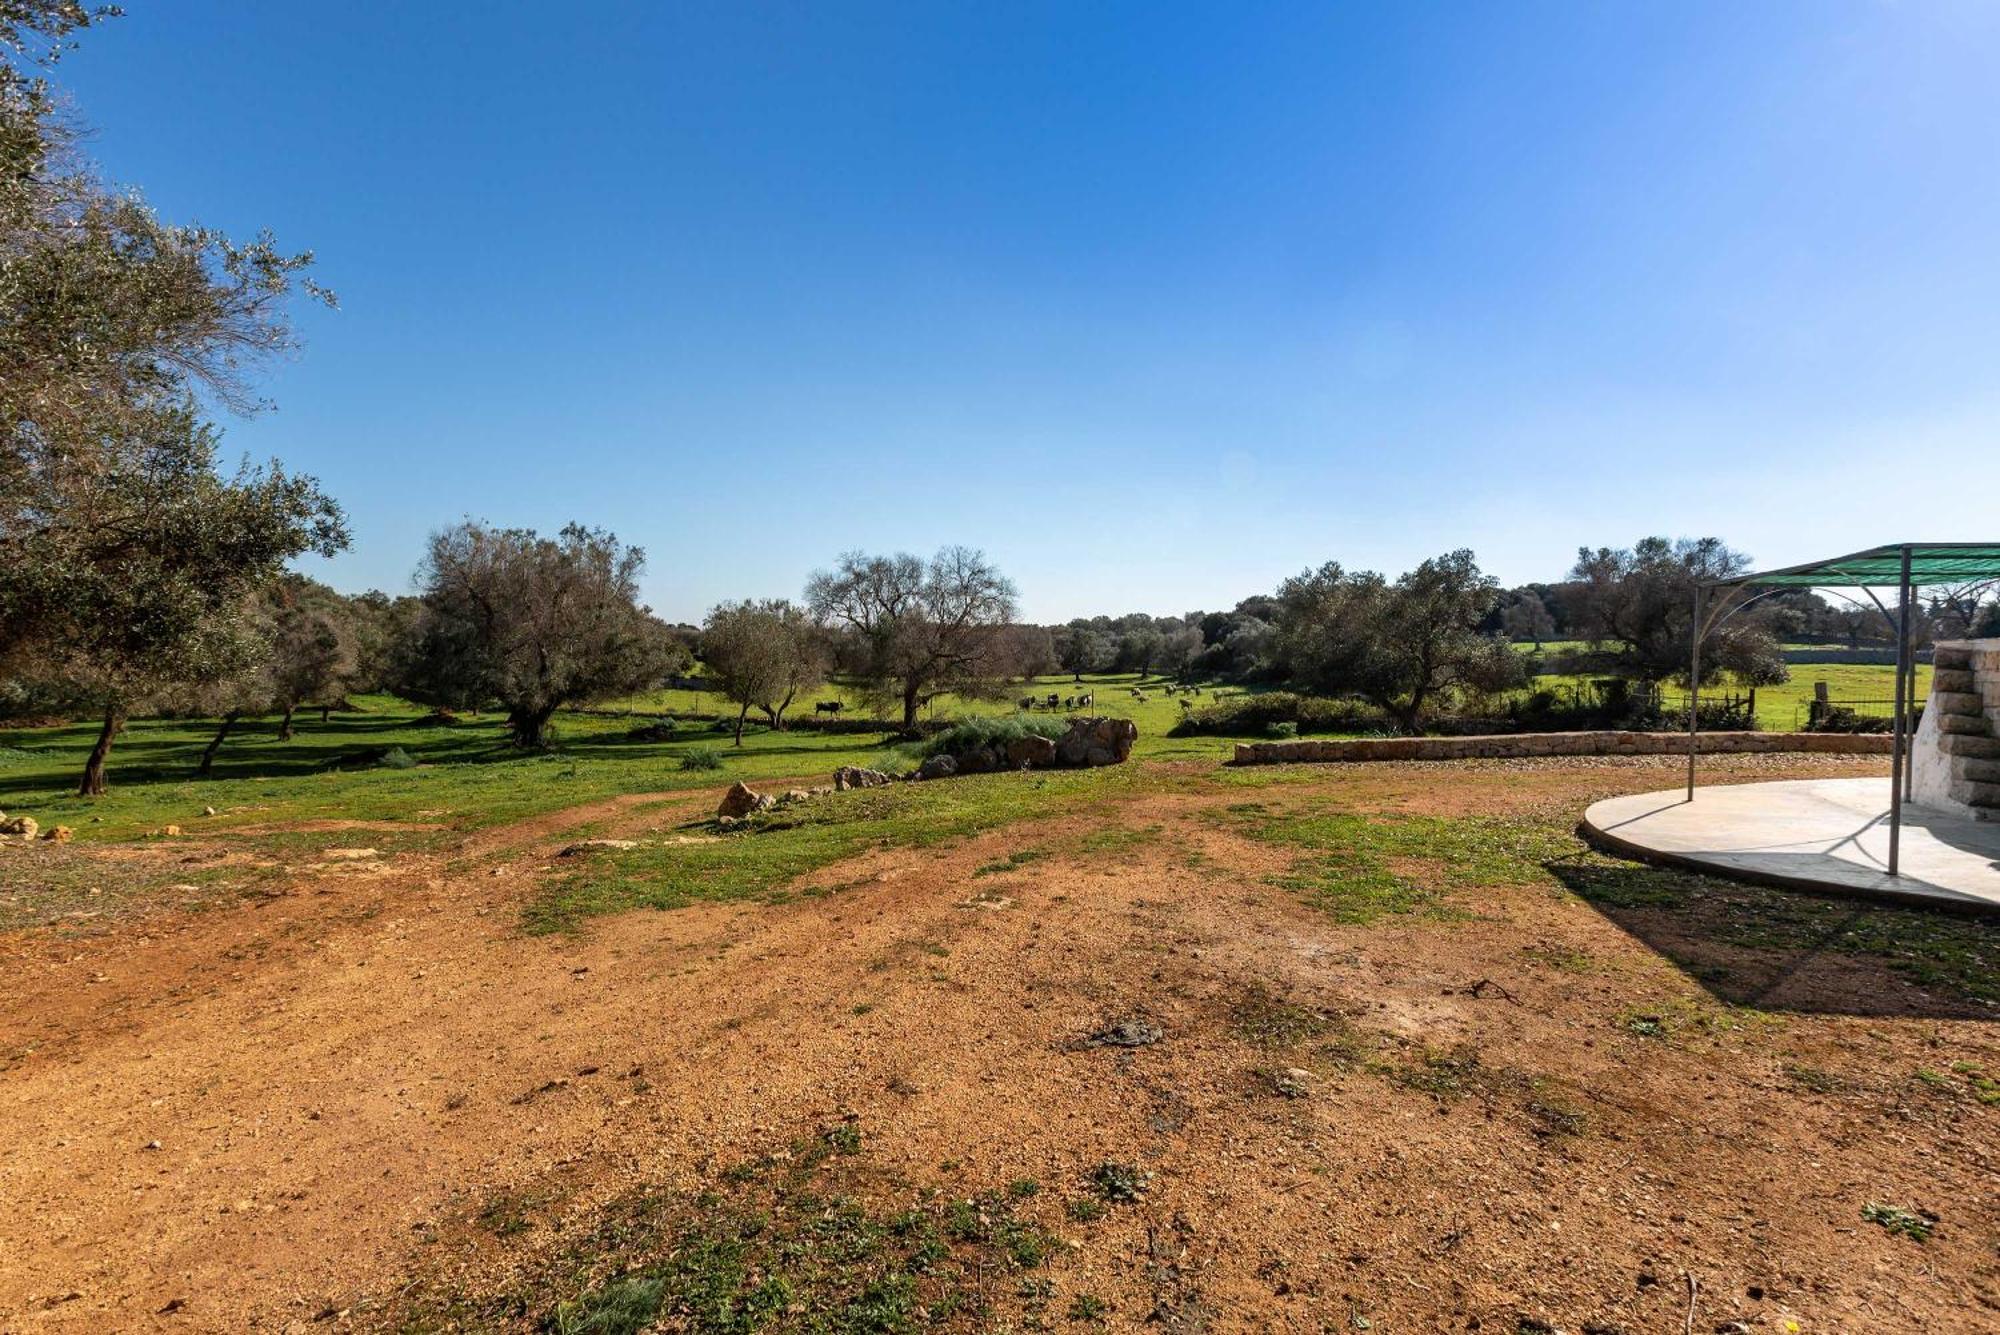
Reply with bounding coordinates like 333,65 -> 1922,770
53,2 -> 2000,622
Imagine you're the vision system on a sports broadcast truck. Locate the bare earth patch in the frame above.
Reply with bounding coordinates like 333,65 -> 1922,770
0,754 -> 1993,1331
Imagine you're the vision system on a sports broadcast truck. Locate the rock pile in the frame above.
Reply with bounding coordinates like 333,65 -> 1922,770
714,782 -> 834,823
0,814 -> 69,844
832,766 -> 891,791
1055,717 -> 1139,768
911,717 -> 1138,781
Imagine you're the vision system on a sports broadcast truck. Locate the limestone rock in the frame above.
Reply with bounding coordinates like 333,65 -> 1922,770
915,754 -> 958,782
1056,717 -> 1139,768
716,781 -> 768,819
832,766 -> 891,791
42,825 -> 73,844
0,815 -> 38,839
1005,734 -> 1059,768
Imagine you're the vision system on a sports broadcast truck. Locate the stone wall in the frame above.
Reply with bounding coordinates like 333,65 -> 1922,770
1231,730 -> 1894,766
1910,638 -> 2000,817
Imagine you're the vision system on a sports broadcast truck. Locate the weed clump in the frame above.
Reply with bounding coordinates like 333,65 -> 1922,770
1862,1202 -> 1936,1243
678,746 -> 723,772
1086,1161 -> 1151,1204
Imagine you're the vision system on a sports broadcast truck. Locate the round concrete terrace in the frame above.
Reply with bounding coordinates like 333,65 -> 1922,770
1583,777 -> 2000,915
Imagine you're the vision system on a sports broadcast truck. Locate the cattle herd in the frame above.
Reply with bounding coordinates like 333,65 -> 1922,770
1019,691 -> 1096,712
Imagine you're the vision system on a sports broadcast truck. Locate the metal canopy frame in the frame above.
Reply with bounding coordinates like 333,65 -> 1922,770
1687,543 -> 2000,877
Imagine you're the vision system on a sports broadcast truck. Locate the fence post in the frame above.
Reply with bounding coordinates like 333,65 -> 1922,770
1809,681 -> 1828,728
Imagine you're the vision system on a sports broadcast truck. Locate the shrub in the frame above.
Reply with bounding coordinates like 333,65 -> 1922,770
919,714 -> 1068,761
1265,720 -> 1298,738
1169,692 -> 1393,737
679,746 -> 723,771
1805,705 -> 1897,734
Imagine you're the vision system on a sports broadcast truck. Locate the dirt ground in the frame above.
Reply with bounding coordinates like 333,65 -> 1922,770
2,755 -> 1996,1333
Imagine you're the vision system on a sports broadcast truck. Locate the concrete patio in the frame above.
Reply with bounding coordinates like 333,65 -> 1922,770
1583,777 -> 2000,914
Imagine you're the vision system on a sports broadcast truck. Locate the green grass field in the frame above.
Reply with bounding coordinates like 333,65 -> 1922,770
1527,662 -> 1925,732
0,676 -> 1239,845
0,660 -> 1916,846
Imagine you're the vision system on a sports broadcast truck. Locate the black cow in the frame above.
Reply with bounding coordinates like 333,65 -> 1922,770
814,700 -> 845,715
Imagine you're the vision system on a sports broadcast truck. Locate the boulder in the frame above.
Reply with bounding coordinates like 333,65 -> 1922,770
716,781 -> 768,819
0,815 -> 38,839
832,766 -> 892,791
915,754 -> 958,782
1005,734 -> 1059,768
1056,717 -> 1139,768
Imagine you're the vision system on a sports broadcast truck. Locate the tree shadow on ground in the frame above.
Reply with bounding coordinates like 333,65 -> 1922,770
1547,855 -> 1999,1022
0,716 -> 524,798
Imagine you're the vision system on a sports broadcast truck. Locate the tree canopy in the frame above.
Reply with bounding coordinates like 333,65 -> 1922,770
1566,537 -> 1787,686
806,548 -> 1018,729
1274,550 -> 1522,734
702,599 -> 826,744
399,522 -> 685,747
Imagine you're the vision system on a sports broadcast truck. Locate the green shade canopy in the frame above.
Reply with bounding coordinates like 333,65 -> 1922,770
1706,543 -> 2000,589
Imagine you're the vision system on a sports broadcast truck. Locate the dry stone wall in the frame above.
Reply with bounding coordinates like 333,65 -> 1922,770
1231,730 -> 1893,766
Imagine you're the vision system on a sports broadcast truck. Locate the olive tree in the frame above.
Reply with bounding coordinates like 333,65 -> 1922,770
701,599 -> 825,744
0,406 -> 348,793
0,3 -> 345,792
398,522 -> 684,748
1274,550 -> 1523,734
263,577 -> 356,739
1566,538 -> 1787,686
805,547 -> 1017,729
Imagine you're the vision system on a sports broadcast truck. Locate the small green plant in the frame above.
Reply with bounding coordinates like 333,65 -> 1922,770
1783,1063 -> 1846,1095
1862,1202 -> 1936,1243
821,1122 -> 863,1156
1086,1161 -> 1150,1204
1950,1061 -> 2000,1105
1068,1293 -> 1108,1323
1065,1197 -> 1105,1223
1264,720 -> 1299,738
1007,1177 -> 1041,1198
678,746 -> 723,771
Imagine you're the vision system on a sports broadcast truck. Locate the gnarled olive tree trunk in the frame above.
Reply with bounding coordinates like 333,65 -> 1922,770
79,705 -> 126,797
196,710 -> 243,778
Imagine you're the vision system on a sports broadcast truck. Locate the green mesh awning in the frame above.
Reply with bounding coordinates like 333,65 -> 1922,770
1707,543 -> 2000,589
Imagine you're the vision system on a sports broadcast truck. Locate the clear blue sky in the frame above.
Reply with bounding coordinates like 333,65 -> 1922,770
53,2 -> 2000,622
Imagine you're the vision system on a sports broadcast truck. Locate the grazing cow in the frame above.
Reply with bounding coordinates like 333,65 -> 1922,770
1063,696 -> 1075,710
814,700 -> 844,715
1046,693 -> 1060,709
1019,696 -> 1035,711
1078,693 -> 1093,710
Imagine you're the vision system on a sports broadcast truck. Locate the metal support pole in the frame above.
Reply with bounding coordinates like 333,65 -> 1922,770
1686,583 -> 1704,802
1888,546 -> 1912,877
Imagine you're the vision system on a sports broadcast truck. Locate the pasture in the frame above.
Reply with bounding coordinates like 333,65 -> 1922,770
0,662 -> 1921,863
